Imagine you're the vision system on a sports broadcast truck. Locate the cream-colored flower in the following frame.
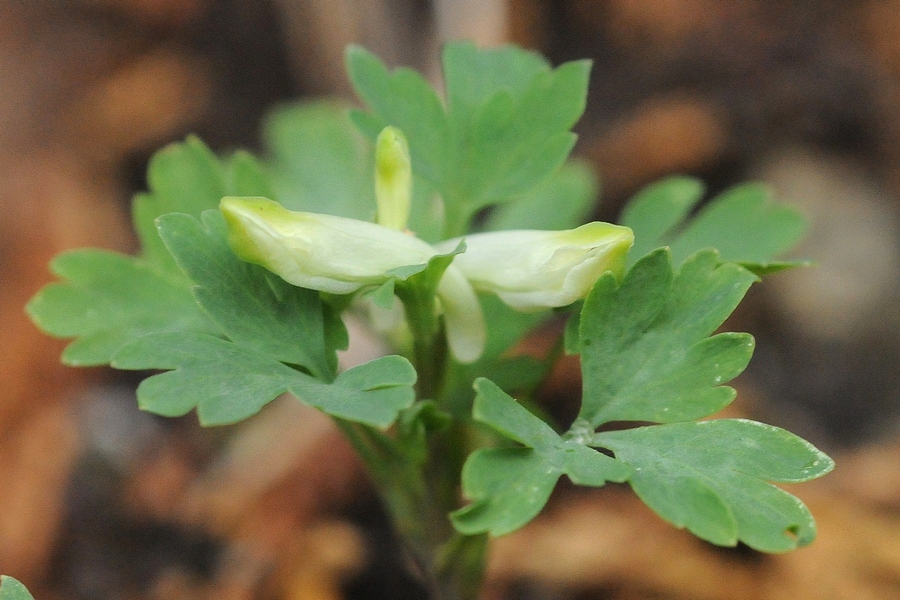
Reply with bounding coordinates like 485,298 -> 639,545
220,196 -> 485,363
437,223 -> 634,311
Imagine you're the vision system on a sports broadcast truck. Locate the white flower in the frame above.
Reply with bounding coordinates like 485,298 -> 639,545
220,196 -> 485,363
436,223 -> 634,311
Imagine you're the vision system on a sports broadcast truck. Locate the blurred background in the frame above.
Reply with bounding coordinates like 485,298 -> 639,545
2,1 -> 900,598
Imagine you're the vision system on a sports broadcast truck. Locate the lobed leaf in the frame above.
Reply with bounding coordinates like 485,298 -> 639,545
621,177 -> 807,272
594,419 -> 834,552
132,136 -> 229,271
157,210 -> 339,380
579,249 -> 757,426
25,249 -> 218,366
112,332 -> 416,428
347,42 -> 591,236
28,136 -> 281,368
451,379 -> 630,536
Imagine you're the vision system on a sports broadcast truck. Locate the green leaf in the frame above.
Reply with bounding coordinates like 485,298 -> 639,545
579,249 -> 757,426
451,379 -> 630,536
112,332 -> 416,427
347,42 -> 591,236
594,419 -> 834,552
621,177 -> 807,271
265,102 -> 376,219
26,249 -> 218,366
133,136 -> 229,269
264,101 -> 444,242
227,151 -> 277,198
0,577 -> 35,600
346,47 -> 448,186
157,211 -> 339,379
483,160 -> 597,232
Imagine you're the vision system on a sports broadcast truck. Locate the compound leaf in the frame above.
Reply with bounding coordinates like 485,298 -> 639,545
112,332 -> 415,428
579,249 -> 757,426
594,419 -> 834,552
348,42 -> 590,236
451,378 -> 630,536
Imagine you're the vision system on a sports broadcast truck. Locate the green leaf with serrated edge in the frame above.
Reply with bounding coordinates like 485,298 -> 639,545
593,419 -> 834,552
579,249 -> 757,426
442,42 -> 550,123
0,576 -> 35,600
347,43 -> 590,236
157,211 -> 337,379
112,332 -> 415,427
26,249 -> 218,366
346,46 -> 448,186
451,379 -> 630,536
483,160 -> 597,232
621,177 -> 807,272
133,136 -> 228,270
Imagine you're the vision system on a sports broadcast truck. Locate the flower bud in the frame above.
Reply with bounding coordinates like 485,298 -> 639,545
437,223 -> 634,311
375,127 -> 412,231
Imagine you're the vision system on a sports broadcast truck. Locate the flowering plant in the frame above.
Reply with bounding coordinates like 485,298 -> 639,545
25,42 -> 832,599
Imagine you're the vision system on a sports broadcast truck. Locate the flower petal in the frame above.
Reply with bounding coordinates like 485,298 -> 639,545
437,265 -> 486,364
438,223 -> 634,311
221,196 -> 436,294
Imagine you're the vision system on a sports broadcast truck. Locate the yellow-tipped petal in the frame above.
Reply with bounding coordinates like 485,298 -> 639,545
437,222 -> 634,311
220,196 -> 435,294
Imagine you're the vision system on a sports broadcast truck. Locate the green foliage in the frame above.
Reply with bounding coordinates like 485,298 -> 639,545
441,295 -> 549,418
0,577 -> 34,600
482,160 -> 597,232
451,378 -> 630,536
26,137 -> 275,367
112,333 -> 415,427
578,249 -> 757,425
347,42 -> 591,236
157,211 -> 340,380
25,250 -> 218,366
622,176 -> 808,273
26,41 -> 834,593
264,102 -> 444,241
264,102 -> 375,220
594,420 -> 833,551
454,247 -> 833,550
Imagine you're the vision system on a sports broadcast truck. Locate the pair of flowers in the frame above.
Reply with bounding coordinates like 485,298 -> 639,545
220,126 -> 633,364
221,196 -> 633,363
